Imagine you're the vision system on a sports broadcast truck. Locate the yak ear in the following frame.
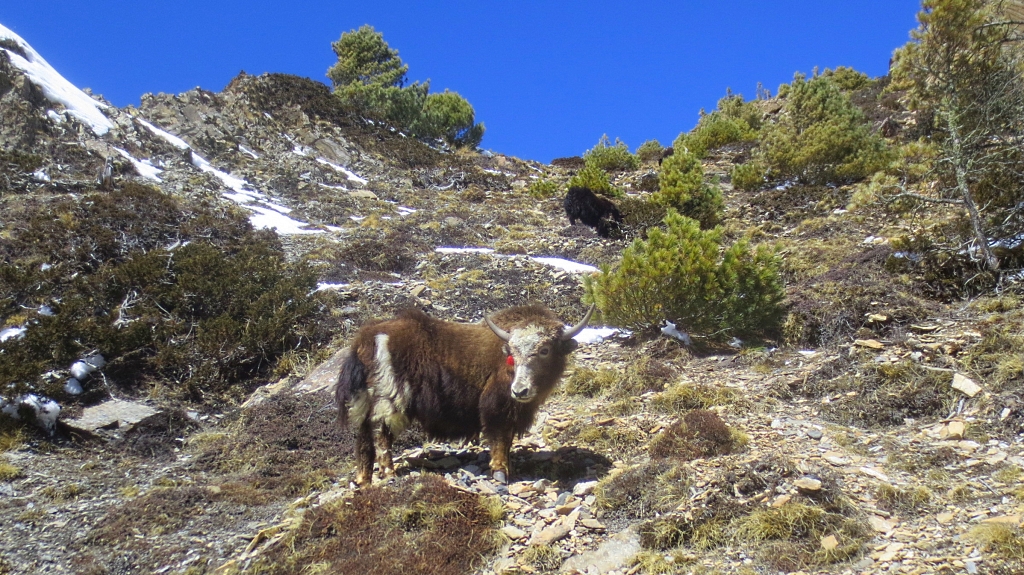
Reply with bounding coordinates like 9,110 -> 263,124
561,339 -> 579,354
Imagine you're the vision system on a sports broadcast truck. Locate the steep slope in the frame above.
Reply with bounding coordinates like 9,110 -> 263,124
2,21 -> 1024,575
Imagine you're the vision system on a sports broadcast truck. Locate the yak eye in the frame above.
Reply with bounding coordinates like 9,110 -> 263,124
539,346 -> 550,357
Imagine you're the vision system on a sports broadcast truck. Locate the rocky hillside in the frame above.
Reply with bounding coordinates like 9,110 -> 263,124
2,23 -> 1024,575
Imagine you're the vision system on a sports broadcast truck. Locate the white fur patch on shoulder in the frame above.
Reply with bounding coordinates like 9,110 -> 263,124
370,334 -> 410,432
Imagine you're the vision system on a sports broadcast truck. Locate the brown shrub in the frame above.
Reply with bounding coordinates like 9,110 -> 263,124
648,410 -> 745,460
254,475 -> 501,575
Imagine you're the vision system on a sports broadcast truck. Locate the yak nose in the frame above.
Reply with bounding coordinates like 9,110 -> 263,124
512,387 -> 530,399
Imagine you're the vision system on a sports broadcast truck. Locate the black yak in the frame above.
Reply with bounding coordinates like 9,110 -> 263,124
564,186 -> 623,238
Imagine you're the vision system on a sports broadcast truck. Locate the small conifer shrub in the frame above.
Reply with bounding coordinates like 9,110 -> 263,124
568,164 -> 622,197
584,211 -> 785,339
759,72 -> 891,185
821,66 -> 872,91
635,139 -> 666,163
527,178 -> 560,199
731,161 -> 767,191
583,135 -> 640,172
677,93 -> 760,159
653,150 -> 723,229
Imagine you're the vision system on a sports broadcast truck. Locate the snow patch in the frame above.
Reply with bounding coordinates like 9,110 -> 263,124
0,24 -> 113,136
573,327 -> 628,344
0,326 -> 26,342
316,282 -> 352,292
316,158 -> 368,185
247,205 -> 323,235
661,321 -> 693,345
136,117 -> 323,235
135,117 -> 191,150
112,147 -> 163,182
0,394 -> 60,433
436,247 -> 496,254
531,257 -> 599,274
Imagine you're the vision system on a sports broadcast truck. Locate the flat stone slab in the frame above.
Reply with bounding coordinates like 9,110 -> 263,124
560,526 -> 639,574
294,347 -> 349,394
65,399 -> 159,432
242,347 -> 348,408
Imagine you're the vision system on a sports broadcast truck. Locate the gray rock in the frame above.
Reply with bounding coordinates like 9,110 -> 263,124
560,526 -> 640,574
64,400 -> 159,433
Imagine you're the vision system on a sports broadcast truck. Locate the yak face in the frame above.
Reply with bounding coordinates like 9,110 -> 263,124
486,305 -> 594,403
504,326 -> 579,402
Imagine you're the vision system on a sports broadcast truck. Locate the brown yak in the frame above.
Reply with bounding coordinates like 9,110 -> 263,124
336,304 -> 593,486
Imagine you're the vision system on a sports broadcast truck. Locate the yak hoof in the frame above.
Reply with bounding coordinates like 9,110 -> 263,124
492,470 -> 507,484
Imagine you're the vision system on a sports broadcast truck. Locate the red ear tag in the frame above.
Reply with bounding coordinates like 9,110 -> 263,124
506,355 -> 515,366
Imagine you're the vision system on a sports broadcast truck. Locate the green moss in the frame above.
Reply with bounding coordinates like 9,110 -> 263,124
594,462 -> 691,518
734,503 -> 869,570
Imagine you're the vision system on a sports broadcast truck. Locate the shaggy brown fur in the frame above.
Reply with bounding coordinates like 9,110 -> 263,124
336,305 -> 591,485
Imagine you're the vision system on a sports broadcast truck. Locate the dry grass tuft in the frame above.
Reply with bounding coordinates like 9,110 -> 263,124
651,384 -> 742,414
969,523 -> 1024,563
0,461 -> 21,481
648,410 -> 746,460
734,503 -> 869,570
190,391 -> 353,498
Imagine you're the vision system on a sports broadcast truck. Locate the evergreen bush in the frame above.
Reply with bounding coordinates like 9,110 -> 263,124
411,90 -> 485,148
327,25 -> 484,147
568,165 -> 622,198
584,211 -> 785,339
635,139 -> 666,163
583,135 -> 640,172
759,73 -> 892,185
653,150 -> 723,228
0,184 -> 332,402
527,178 -> 560,199
675,93 -> 760,159
731,162 -> 766,191
821,66 -> 872,91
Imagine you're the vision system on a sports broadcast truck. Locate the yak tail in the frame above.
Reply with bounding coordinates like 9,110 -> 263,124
336,348 -> 368,427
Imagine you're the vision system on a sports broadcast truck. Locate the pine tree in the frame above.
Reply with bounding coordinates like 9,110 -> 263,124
891,0 -> 1024,270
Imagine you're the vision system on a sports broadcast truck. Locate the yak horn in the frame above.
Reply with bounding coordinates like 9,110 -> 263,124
485,314 -> 511,341
561,304 -> 596,341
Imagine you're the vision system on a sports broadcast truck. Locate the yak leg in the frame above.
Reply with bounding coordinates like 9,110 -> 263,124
376,423 -> 396,480
488,430 -> 515,484
355,417 -> 376,487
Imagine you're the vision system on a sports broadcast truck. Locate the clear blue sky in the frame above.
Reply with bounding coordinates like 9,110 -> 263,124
0,1 -> 922,163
